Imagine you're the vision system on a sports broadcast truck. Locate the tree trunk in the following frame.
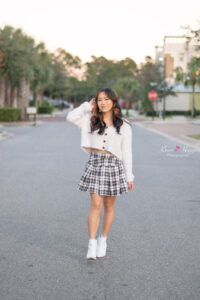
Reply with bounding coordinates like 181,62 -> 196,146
17,78 -> 30,121
192,84 -> 196,118
33,91 -> 38,108
126,92 -> 131,115
0,76 -> 5,107
162,96 -> 166,120
10,87 -> 17,107
39,91 -> 43,105
4,78 -> 11,107
126,99 -> 130,115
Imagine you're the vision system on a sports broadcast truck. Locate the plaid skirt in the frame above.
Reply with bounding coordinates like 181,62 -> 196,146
77,151 -> 129,196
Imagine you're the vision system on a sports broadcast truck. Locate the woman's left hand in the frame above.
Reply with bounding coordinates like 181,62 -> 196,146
128,181 -> 134,191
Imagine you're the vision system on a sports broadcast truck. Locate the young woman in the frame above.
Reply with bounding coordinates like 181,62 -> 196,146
66,88 -> 135,260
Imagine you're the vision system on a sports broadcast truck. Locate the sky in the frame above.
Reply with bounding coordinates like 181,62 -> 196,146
0,0 -> 200,65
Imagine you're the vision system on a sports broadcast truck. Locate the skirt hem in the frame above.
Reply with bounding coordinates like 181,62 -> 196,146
76,186 -> 129,196
77,151 -> 129,196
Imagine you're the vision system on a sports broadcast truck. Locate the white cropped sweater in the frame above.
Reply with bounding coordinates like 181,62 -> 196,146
66,101 -> 135,182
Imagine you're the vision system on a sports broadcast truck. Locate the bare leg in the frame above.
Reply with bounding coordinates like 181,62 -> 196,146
88,193 -> 103,239
101,196 -> 116,237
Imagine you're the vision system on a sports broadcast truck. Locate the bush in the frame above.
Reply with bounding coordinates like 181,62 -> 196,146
0,107 -> 21,121
145,110 -> 200,116
29,100 -> 35,107
38,101 -> 54,114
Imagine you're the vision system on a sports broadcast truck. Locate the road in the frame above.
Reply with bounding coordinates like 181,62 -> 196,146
0,119 -> 200,300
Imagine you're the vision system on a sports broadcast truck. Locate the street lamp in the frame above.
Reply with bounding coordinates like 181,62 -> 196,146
161,56 -> 166,120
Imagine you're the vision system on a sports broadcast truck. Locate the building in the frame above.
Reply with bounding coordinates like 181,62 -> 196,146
155,35 -> 200,84
154,35 -> 200,113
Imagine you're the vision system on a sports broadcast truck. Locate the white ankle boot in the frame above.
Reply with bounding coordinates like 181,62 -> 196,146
96,235 -> 107,258
86,239 -> 97,260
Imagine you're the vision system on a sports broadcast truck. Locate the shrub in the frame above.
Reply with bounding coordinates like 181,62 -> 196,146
0,107 -> 21,121
38,101 -> 54,114
145,110 -> 200,116
29,100 -> 35,107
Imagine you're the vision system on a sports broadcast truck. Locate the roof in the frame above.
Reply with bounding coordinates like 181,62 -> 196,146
168,83 -> 200,93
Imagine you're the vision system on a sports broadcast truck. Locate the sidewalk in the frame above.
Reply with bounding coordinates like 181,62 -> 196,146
0,120 -> 44,142
132,116 -> 200,151
0,120 -> 44,127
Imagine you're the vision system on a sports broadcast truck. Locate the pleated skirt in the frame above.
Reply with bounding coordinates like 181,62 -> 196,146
77,151 -> 129,196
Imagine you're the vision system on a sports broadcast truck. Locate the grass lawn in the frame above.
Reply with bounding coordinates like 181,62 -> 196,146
187,134 -> 200,140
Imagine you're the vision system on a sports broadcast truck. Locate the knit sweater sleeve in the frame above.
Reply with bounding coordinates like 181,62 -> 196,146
66,101 -> 92,128
121,123 -> 135,182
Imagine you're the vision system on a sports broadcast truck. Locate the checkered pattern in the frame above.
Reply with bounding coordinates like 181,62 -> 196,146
77,151 -> 129,196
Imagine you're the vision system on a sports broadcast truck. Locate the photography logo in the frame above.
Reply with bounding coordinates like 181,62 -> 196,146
161,144 -> 197,157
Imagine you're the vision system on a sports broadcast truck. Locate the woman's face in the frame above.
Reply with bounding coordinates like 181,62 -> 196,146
97,92 -> 114,113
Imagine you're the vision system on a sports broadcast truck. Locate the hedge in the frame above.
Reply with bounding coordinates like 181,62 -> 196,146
38,101 -> 54,114
145,110 -> 200,116
0,107 -> 21,121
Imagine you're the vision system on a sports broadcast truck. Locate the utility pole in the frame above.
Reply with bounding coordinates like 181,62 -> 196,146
162,37 -> 166,120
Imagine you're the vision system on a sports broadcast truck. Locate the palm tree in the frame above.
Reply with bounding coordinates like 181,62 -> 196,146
0,26 -> 36,119
114,77 -> 142,115
30,43 -> 54,108
175,57 -> 200,117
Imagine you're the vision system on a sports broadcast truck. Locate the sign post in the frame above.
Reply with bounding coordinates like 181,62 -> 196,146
148,90 -> 158,120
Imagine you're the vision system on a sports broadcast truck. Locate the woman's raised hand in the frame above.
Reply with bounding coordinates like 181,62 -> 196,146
89,98 -> 96,109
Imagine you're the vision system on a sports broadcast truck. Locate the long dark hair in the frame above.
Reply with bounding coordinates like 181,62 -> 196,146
89,88 -> 129,135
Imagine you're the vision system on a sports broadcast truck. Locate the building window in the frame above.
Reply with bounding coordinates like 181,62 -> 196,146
179,53 -> 184,62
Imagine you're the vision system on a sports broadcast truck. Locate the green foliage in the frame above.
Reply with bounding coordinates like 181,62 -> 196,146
137,57 -> 177,113
175,57 -> 200,86
47,54 -> 68,99
174,66 -> 184,83
0,25 -> 83,106
0,24 -> 155,113
186,57 -> 200,86
29,100 -> 35,107
1,24 -> 185,116
64,77 -> 88,102
55,48 -> 82,69
38,101 -> 54,114
30,43 -> 54,97
114,77 -> 142,99
145,110 -> 200,116
0,107 -> 21,121
175,56 -> 200,117
0,26 -> 38,87
84,56 -> 137,97
187,134 -> 200,140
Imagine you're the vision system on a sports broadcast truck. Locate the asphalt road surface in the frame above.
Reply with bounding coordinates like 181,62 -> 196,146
0,120 -> 200,300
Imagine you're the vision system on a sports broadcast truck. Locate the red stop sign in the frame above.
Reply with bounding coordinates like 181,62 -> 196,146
148,90 -> 158,100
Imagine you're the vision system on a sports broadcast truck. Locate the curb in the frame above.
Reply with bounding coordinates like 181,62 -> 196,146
134,122 -> 200,153
0,121 -> 44,142
0,130 -> 14,142
180,134 -> 200,147
0,120 -> 44,127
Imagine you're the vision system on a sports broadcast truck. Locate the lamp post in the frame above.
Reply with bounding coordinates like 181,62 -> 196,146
158,56 -> 166,120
